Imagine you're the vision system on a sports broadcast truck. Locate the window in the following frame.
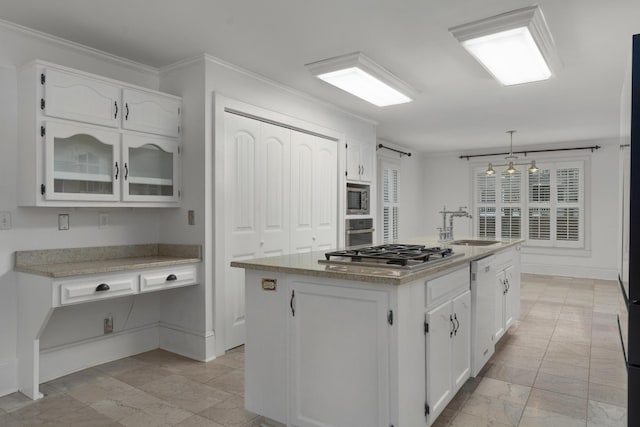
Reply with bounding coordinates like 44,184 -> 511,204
473,160 -> 584,248
381,161 -> 399,243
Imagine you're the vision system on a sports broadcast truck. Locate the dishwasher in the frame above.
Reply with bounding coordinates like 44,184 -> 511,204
470,255 -> 496,377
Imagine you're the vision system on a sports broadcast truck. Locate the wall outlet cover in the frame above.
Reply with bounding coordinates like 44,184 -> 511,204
0,211 -> 11,230
99,213 -> 109,229
58,214 -> 69,231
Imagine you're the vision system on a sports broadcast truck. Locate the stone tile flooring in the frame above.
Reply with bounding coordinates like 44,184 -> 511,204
0,274 -> 628,426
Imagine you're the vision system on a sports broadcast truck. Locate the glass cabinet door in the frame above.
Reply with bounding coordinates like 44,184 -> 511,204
122,134 -> 180,202
44,121 -> 121,201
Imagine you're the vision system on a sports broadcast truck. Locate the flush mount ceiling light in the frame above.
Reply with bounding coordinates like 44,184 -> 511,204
305,52 -> 417,107
449,6 -> 558,86
485,130 -> 539,175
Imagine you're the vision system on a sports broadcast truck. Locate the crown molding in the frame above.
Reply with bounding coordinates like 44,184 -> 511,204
0,18 -> 158,75
161,53 -> 378,127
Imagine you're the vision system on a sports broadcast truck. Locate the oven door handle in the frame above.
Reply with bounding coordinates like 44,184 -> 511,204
346,228 -> 375,234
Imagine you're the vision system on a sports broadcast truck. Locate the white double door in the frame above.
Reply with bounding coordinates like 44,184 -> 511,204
224,112 -> 338,349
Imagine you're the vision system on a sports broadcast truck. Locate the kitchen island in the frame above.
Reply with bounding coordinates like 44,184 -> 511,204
231,238 -> 521,427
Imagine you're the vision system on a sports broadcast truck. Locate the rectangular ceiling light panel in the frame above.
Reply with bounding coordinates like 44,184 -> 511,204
450,6 -> 557,86
306,52 -> 416,107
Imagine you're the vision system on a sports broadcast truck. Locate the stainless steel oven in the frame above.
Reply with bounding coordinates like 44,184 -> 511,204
346,218 -> 374,247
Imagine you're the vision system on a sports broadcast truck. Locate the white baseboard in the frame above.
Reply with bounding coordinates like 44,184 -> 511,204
0,358 -> 18,397
39,324 -> 159,383
158,322 -> 216,362
521,263 -> 617,280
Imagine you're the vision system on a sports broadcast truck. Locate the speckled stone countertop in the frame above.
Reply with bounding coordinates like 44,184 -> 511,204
231,237 -> 522,285
15,244 -> 202,278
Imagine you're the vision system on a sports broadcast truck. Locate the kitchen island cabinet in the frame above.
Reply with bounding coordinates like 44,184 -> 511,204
232,238 -> 522,427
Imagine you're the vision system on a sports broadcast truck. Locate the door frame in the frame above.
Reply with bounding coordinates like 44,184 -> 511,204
213,94 -> 348,355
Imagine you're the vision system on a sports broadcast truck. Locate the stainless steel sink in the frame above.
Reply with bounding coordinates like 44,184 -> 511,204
449,239 -> 500,246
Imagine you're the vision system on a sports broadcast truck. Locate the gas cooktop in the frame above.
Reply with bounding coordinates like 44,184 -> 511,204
319,244 -> 463,270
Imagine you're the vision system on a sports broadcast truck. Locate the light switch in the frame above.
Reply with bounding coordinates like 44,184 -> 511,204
0,211 -> 11,230
99,213 -> 109,229
188,210 -> 195,226
58,214 -> 69,231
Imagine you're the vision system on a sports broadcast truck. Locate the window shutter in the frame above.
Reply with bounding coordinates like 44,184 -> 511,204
557,168 -> 580,203
528,207 -> 550,240
557,207 -> 580,241
501,171 -> 521,203
477,207 -> 496,238
501,207 -> 521,238
477,173 -> 496,203
383,207 -> 390,242
529,169 -> 550,202
381,161 -> 400,243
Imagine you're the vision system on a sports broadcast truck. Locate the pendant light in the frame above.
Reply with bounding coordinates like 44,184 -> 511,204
485,130 -> 538,175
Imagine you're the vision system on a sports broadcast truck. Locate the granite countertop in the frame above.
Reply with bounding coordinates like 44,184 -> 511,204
15,244 -> 202,278
230,237 -> 522,285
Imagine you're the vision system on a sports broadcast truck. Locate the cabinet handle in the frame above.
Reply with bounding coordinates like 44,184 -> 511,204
454,314 -> 460,336
505,278 -> 510,293
125,103 -> 129,120
290,290 -> 295,316
166,274 -> 177,281
450,315 -> 455,337
124,163 -> 129,180
115,162 -> 119,180
114,101 -> 118,119
95,283 -> 110,292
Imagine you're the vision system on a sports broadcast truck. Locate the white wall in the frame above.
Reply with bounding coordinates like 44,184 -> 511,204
0,22 -> 165,395
421,139 -> 620,279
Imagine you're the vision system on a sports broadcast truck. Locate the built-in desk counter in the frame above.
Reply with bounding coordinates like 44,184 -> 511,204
15,244 -> 201,400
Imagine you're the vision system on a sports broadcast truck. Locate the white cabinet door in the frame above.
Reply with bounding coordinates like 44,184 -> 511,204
44,121 -> 121,201
503,266 -> 514,331
426,300 -> 453,421
288,281 -> 390,427
122,88 -> 181,137
452,290 -> 471,391
291,131 -> 337,253
346,140 -> 374,183
43,68 -> 120,128
346,141 -> 361,180
495,270 -> 506,341
121,134 -> 180,202
224,114 -> 292,350
359,141 -> 374,183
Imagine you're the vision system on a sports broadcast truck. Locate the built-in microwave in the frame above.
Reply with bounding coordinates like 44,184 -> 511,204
346,184 -> 370,215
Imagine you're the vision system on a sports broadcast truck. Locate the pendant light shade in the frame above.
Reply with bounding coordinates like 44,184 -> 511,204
528,160 -> 540,173
486,163 -> 496,175
506,161 -> 517,174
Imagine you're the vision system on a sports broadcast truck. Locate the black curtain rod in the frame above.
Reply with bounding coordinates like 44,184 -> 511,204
377,144 -> 412,157
459,145 -> 601,160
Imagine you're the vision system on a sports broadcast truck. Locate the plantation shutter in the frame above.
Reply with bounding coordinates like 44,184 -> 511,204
500,171 -> 521,238
476,169 -> 496,238
555,164 -> 582,246
528,168 -> 551,243
381,161 -> 400,243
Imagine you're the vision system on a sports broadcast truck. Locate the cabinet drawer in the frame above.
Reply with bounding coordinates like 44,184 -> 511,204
426,266 -> 470,309
122,88 -> 181,137
58,275 -> 137,306
140,265 -> 198,292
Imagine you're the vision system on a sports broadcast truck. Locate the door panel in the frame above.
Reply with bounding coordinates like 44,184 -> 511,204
290,132 -> 314,253
452,291 -> 471,391
495,271 -> 506,341
426,300 -> 453,421
289,282 -> 389,427
122,88 -> 181,137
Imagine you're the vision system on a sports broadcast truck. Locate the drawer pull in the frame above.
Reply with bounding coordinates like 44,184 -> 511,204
95,283 -> 110,292
166,274 -> 177,281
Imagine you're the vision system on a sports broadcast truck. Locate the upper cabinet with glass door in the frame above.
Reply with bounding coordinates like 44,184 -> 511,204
18,60 -> 182,207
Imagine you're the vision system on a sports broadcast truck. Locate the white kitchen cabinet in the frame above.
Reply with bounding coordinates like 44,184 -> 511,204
18,60 -> 181,207
122,88 -> 181,137
290,130 -> 338,253
346,139 -> 374,182
425,272 -> 470,423
122,134 -> 180,202
43,121 -> 121,202
41,68 -> 121,128
288,281 -> 390,427
470,255 -> 496,376
493,246 -> 521,342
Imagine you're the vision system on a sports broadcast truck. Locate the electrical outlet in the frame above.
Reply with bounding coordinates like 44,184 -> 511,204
0,211 -> 11,230
58,214 -> 69,231
99,213 -> 109,229
104,314 -> 113,334
188,210 -> 195,225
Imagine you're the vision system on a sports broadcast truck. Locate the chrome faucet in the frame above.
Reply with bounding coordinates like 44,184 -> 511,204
438,206 -> 472,242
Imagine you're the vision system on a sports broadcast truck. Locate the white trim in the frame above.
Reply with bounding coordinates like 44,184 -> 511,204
0,18 -> 158,75
39,323 -> 159,383
160,53 -> 379,127
521,262 -> 617,280
159,322 -> 216,362
0,359 -> 18,397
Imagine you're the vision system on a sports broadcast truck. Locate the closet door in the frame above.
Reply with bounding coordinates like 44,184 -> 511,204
224,113 -> 291,350
290,131 -> 338,253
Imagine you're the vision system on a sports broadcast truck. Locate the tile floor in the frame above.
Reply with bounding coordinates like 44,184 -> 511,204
0,274 -> 628,426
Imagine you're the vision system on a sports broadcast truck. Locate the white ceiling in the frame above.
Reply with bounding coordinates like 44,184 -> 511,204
1,0 -> 639,153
